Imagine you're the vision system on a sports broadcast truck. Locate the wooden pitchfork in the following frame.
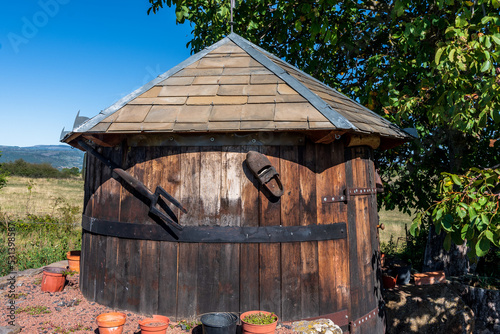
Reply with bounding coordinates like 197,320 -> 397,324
77,140 -> 186,231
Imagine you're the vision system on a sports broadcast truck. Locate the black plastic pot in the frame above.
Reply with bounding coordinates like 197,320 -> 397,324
396,264 -> 412,285
200,312 -> 238,334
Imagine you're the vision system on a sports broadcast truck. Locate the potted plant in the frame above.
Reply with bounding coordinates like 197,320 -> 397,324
96,312 -> 126,334
41,267 -> 67,292
138,315 -> 170,334
66,250 -> 81,273
240,311 -> 278,334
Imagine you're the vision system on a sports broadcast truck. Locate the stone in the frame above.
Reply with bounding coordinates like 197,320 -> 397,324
0,325 -> 21,334
292,319 -> 343,334
384,284 -> 474,334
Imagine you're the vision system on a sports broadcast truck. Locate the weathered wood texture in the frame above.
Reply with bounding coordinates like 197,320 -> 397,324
80,140 -> 382,330
346,146 -> 385,334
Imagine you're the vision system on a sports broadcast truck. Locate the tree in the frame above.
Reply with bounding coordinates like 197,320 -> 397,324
0,152 -> 8,190
147,0 -> 500,264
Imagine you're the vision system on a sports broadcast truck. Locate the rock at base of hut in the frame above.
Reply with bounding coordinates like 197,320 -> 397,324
384,284 -> 474,334
292,319 -> 342,334
0,325 -> 22,334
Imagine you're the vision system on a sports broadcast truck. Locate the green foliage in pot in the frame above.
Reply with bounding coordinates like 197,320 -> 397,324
242,312 -> 277,325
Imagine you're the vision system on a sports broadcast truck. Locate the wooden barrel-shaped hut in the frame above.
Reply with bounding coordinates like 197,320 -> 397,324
62,33 -> 411,333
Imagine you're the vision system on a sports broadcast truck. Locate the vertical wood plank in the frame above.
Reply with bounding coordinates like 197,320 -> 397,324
80,230 -> 91,299
139,147 -> 160,315
94,233 -> 108,306
158,146 -> 181,318
316,141 -> 350,316
177,146 -> 200,319
220,146 -> 242,227
298,141 -> 319,319
315,143 -> 335,316
118,146 -> 150,224
366,154 -> 386,334
197,147 -> 223,314
98,147 -> 122,308
351,147 -> 376,325
199,147 -> 222,226
330,142 -> 350,313
240,145 -> 260,313
259,146 -> 281,316
346,146 -> 378,329
113,237 -> 131,312
217,146 -> 241,313
280,145 -> 301,320
126,238 -> 141,312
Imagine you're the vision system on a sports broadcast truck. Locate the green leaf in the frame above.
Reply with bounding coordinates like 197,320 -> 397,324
448,48 -> 455,62
444,233 -> 452,251
480,60 -> 491,72
468,206 -> 477,221
485,230 -> 495,243
457,206 -> 467,218
485,36 -> 492,48
294,20 -> 302,32
481,213 -> 489,226
451,174 -> 462,186
455,15 -> 467,28
442,214 -> 453,232
475,236 -> 490,257
493,0 -> 500,9
478,196 -> 487,206
175,9 -> 183,22
435,47 -> 445,65
481,16 -> 493,24
461,224 -> 469,239
491,35 -> 500,46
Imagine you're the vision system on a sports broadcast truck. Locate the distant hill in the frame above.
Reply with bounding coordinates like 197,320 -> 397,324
0,145 -> 84,170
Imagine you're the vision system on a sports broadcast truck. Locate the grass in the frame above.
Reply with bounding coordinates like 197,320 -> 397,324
16,305 -> 51,315
378,208 -> 413,247
0,176 -> 83,276
0,176 -> 83,219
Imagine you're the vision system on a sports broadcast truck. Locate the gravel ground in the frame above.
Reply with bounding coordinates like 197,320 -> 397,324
1,270 -> 294,334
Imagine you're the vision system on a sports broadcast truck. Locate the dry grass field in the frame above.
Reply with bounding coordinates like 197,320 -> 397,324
0,176 -> 84,220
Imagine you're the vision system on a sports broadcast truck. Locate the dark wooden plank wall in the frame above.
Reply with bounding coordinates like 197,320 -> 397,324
346,146 -> 383,334
80,140 -> 381,325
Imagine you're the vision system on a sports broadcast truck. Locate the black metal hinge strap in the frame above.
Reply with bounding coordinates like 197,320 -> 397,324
82,215 -> 347,243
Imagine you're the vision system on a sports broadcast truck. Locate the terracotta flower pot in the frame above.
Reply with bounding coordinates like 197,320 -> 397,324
41,267 -> 66,292
96,312 -> 126,334
382,274 -> 397,289
138,315 -> 170,334
240,311 -> 278,334
414,271 -> 446,285
66,250 -> 81,273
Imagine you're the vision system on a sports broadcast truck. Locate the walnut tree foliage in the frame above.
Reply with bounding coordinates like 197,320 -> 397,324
148,0 -> 500,257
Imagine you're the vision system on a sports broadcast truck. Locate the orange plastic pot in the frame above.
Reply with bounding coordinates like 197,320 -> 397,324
240,311 -> 278,334
41,267 -> 66,292
138,315 -> 170,334
66,250 -> 81,273
96,312 -> 126,334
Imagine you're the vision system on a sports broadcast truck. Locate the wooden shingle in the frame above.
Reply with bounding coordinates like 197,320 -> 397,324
65,33 -> 411,144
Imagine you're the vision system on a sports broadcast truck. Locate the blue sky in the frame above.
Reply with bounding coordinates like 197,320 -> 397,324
0,0 -> 193,147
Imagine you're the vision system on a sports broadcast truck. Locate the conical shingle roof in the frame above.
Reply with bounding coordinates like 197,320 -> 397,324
62,33 -> 411,146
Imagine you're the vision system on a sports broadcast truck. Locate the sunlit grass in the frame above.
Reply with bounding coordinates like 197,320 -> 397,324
0,176 -> 84,219
378,208 -> 413,246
